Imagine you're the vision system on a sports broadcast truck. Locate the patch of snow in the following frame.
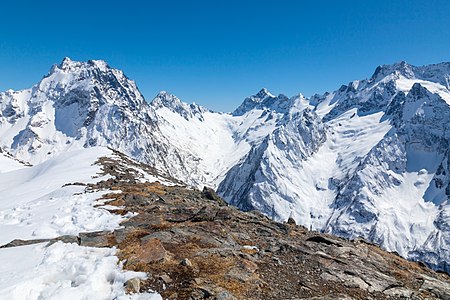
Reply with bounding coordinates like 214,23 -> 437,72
0,147 -> 127,244
0,242 -> 161,300
396,76 -> 450,105
242,245 -> 259,251
0,146 -> 162,298
0,152 -> 26,173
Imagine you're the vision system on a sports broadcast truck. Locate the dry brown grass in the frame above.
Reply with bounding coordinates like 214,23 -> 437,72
117,229 -> 150,259
144,183 -> 167,195
119,182 -> 167,196
99,192 -> 122,201
240,248 -> 259,255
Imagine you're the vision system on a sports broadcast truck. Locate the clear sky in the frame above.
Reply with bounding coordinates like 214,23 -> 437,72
1,1 -> 449,112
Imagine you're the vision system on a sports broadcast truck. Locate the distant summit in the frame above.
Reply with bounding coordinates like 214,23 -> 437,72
232,88 -> 292,116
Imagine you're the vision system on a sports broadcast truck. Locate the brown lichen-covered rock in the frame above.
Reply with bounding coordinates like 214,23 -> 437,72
202,186 -> 228,207
134,238 -> 167,264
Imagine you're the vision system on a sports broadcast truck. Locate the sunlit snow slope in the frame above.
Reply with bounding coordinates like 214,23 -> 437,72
0,146 -> 162,299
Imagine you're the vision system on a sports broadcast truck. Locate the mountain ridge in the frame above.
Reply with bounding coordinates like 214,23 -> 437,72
1,58 -> 450,274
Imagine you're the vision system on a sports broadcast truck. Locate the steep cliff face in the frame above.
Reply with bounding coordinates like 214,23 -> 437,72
219,108 -> 327,221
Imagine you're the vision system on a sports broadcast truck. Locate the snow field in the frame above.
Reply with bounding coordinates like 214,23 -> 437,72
0,147 -> 162,299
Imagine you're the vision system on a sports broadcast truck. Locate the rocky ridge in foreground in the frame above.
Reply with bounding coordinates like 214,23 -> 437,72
22,153 -> 450,299
2,151 -> 450,299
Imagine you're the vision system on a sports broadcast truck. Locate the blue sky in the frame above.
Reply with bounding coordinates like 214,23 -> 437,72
0,1 -> 449,111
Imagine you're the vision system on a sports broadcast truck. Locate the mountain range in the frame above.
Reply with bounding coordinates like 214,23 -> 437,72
1,58 -> 450,274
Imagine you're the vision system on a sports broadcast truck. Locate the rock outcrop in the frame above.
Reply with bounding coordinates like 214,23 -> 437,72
91,155 -> 450,299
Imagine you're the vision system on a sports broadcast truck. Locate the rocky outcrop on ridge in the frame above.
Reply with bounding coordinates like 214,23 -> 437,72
89,154 -> 450,299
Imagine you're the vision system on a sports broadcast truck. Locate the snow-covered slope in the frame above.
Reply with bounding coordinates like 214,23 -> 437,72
0,241 -> 160,300
0,148 -> 27,173
150,89 -> 293,186
0,146 -> 163,298
2,59 -> 450,274
0,147 -> 123,244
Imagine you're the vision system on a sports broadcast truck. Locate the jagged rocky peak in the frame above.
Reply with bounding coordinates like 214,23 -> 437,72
254,87 -> 274,99
151,90 -> 207,121
63,56 -> 116,71
370,60 -> 450,88
232,88 -> 276,116
370,61 -> 415,81
58,56 -> 76,69
40,57 -> 146,111
415,62 -> 450,88
151,91 -> 184,110
32,57 -> 152,136
409,82 -> 431,99
232,88 -> 292,116
50,57 -> 113,79
403,82 -> 449,117
0,58 -> 171,166
57,56 -> 108,71
336,80 -> 361,94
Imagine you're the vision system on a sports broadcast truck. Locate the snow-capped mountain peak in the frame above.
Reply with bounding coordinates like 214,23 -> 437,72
254,87 -> 274,99
370,61 -> 450,98
52,57 -> 110,75
371,61 -> 415,81
0,58 -> 164,165
232,88 -> 294,116
59,56 -> 74,68
151,91 -> 185,112
150,90 -> 207,120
